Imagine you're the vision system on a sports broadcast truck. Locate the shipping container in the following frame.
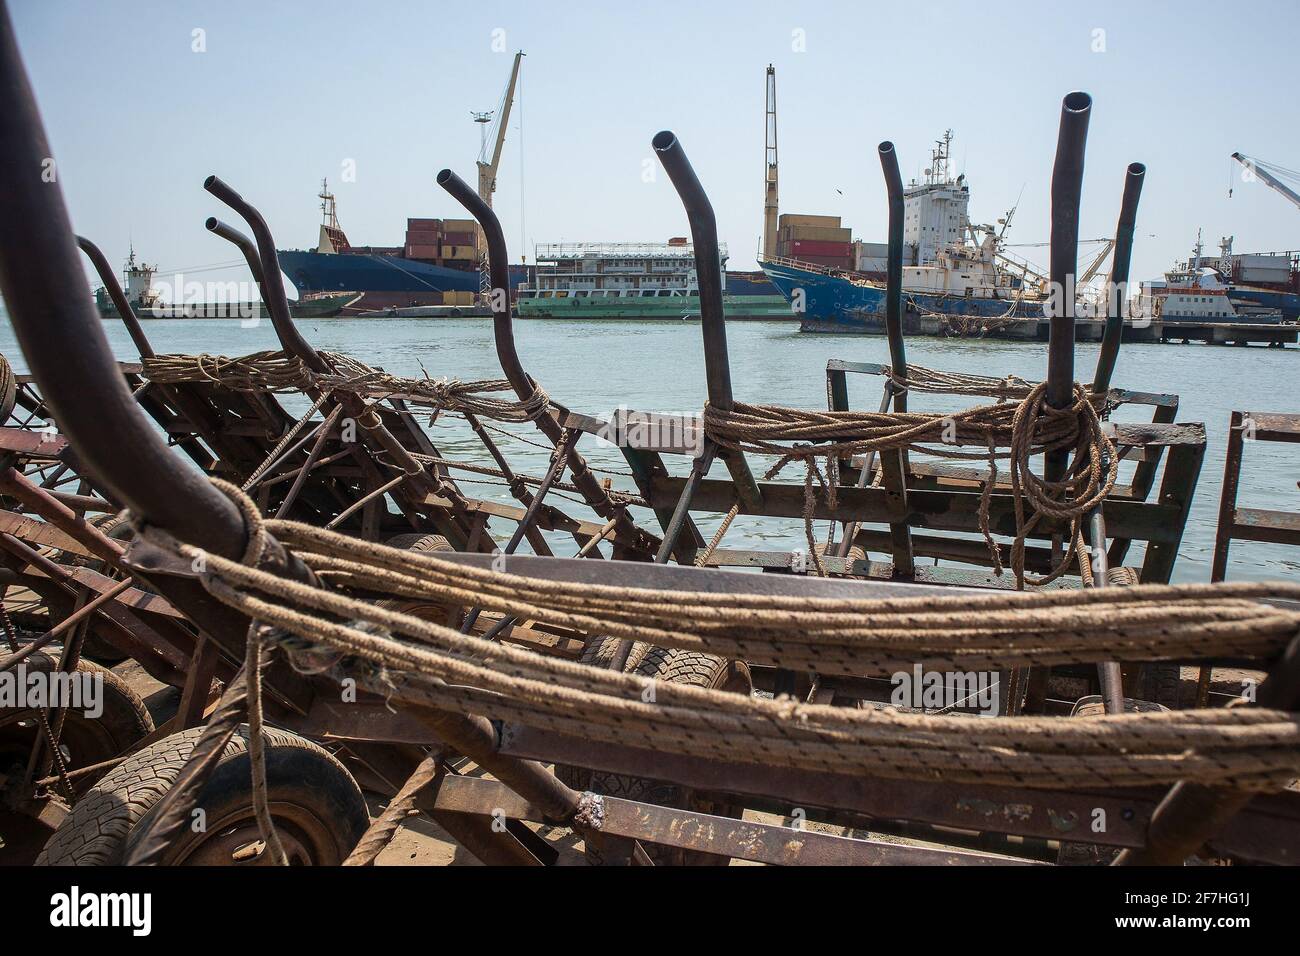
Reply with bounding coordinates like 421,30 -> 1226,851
779,213 -> 842,229
441,245 -> 477,261
789,239 -> 854,257
783,225 -> 851,241
404,244 -> 440,260
667,236 -> 689,246
795,254 -> 853,269
404,230 -> 442,245
407,218 -> 442,231
443,218 -> 478,232
441,231 -> 477,246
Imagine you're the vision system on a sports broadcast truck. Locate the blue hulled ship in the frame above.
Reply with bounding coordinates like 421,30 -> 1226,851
761,132 -> 1057,334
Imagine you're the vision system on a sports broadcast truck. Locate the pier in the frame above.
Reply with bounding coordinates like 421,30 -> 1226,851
803,312 -> 1297,346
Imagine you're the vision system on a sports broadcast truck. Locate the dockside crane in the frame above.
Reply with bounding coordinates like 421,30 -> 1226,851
762,64 -> 779,260
476,50 -> 524,207
472,50 -> 524,295
1232,152 -> 1300,212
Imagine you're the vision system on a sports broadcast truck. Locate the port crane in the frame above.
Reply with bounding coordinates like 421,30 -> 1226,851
471,50 -> 524,294
1232,152 -> 1300,212
762,64 -> 779,260
474,50 -> 524,208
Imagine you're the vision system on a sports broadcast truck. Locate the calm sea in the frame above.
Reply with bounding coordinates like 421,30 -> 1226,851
1,311 -> 1296,584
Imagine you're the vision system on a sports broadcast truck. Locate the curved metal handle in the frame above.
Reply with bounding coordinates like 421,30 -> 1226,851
878,141 -> 907,409
434,169 -> 535,400
203,175 -> 328,373
0,10 -> 247,560
652,131 -> 733,411
75,235 -> 155,359
1092,162 -> 1146,393
1046,91 -> 1092,410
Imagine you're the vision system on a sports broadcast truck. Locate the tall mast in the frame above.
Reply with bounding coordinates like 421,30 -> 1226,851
762,64 -> 779,260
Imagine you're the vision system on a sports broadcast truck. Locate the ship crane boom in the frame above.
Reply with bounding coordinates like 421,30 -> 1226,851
477,51 -> 524,206
1233,151 -> 1300,213
762,65 -> 779,260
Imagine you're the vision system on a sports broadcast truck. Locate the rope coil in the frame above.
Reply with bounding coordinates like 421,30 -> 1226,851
703,376 -> 1116,586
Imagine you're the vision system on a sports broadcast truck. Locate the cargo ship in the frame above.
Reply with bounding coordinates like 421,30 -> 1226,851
515,241 -> 789,320
1136,234 -> 1299,324
761,132 -> 1053,334
274,181 -> 528,313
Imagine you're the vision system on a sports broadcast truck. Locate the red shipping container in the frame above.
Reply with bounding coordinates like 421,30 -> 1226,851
407,218 -> 442,230
789,239 -> 853,256
405,229 -> 442,244
441,230 -> 477,245
405,244 -> 440,260
797,254 -> 853,269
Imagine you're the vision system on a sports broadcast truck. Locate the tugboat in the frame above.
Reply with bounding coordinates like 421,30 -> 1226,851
92,243 -> 359,319
93,245 -> 162,316
1137,234 -> 1298,325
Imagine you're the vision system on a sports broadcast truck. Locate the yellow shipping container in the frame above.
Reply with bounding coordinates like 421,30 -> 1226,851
780,225 -> 851,242
778,213 -> 841,229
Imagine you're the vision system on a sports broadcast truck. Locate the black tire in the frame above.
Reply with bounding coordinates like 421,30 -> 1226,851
1136,662 -> 1189,709
36,725 -> 368,865
383,533 -> 454,554
0,653 -> 153,792
553,637 -> 651,791
378,534 -> 458,626
579,645 -> 751,866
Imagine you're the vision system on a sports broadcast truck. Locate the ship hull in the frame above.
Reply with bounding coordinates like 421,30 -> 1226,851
276,249 -> 487,295
761,259 -> 1045,333
517,294 -> 791,321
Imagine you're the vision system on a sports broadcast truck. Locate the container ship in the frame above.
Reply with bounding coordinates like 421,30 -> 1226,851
276,183 -> 787,319
515,241 -> 789,320
759,132 -> 1053,334
274,181 -> 513,313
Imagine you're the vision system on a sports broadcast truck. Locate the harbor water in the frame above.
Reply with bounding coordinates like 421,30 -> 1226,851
2,311 -> 1295,584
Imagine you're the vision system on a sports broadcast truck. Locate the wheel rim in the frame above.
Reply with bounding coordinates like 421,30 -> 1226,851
164,801 -> 344,866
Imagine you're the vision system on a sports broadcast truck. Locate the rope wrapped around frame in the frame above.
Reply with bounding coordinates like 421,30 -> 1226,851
141,350 -> 550,424
702,375 -> 1117,586
140,489 -> 1300,794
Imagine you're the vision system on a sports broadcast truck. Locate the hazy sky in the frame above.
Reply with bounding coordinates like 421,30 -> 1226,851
12,0 -> 1300,294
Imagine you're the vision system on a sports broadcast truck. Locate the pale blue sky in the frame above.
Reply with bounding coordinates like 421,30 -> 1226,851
12,0 -> 1300,292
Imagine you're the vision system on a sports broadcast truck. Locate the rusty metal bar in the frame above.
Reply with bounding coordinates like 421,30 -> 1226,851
1046,91 -> 1090,414
878,142 -> 908,389
202,180 -> 329,373
652,131 -> 762,512
1092,162 -> 1145,393
437,168 -> 650,555
274,405 -> 343,519
0,575 -> 134,673
75,235 -> 155,359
